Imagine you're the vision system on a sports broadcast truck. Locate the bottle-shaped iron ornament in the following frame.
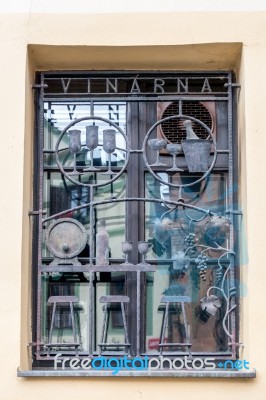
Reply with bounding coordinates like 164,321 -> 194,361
96,219 -> 110,265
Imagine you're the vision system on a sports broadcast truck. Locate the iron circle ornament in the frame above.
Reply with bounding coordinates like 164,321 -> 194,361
46,218 -> 87,259
142,114 -> 217,189
55,116 -> 129,188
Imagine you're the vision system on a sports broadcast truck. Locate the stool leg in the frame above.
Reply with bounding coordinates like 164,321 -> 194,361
99,305 -> 108,354
70,301 -> 78,356
159,307 -> 166,354
181,302 -> 191,356
58,305 -> 63,343
159,302 -> 169,355
121,303 -> 130,355
75,308 -> 82,350
104,307 -> 110,347
48,302 -> 56,356
181,302 -> 188,339
70,302 -> 77,342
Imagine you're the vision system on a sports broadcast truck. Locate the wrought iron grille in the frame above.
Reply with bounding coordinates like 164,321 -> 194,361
31,71 -> 241,370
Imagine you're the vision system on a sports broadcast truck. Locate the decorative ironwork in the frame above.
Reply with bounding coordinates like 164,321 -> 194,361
165,143 -> 184,171
121,241 -> 133,265
32,71 -> 241,368
46,218 -> 87,266
83,125 -> 99,172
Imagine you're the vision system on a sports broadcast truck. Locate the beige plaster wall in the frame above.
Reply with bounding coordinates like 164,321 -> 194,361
0,6 -> 265,400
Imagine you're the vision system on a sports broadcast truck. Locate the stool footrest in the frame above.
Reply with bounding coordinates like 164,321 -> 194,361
98,343 -> 131,347
159,343 -> 192,347
46,343 -> 80,347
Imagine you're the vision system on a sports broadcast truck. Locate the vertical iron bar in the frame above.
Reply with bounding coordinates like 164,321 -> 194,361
126,102 -> 139,356
227,72 -> 237,358
178,100 -> 183,116
36,74 -> 45,357
88,187 -> 94,356
138,101 -> 149,355
136,270 -> 141,356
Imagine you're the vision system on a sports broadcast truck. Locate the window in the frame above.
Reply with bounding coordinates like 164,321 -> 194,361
32,71 -> 241,374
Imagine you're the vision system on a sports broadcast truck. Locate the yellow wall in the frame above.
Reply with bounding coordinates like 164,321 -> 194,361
0,4 -> 266,399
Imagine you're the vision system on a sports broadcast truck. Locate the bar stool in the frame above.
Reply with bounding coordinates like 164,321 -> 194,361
98,295 -> 131,355
159,295 -> 192,355
47,295 -> 80,356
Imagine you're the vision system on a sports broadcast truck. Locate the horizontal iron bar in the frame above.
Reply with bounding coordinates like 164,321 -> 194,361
225,209 -> 243,216
41,265 -> 91,273
41,264 -> 156,273
36,351 -> 234,359
217,149 -> 230,154
41,257 -> 231,265
42,95 -> 229,102
28,210 -> 47,216
141,352 -> 233,357
32,84 -> 48,89
42,70 -> 230,76
44,73 -> 229,79
28,342 -> 45,347
224,83 -> 241,88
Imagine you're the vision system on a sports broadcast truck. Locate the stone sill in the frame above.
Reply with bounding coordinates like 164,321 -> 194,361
17,368 -> 256,378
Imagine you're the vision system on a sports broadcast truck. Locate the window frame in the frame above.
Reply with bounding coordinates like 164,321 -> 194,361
30,70 -> 244,375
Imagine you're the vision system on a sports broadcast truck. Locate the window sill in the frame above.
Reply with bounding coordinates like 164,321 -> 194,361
17,368 -> 256,378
